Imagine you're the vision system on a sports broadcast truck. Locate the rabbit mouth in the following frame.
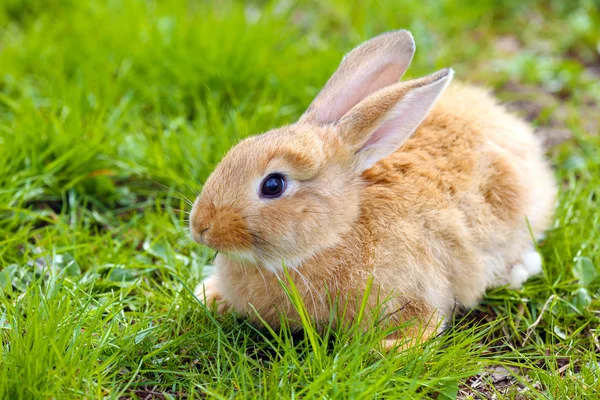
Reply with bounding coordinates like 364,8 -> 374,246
221,250 -> 258,264
220,248 -> 305,274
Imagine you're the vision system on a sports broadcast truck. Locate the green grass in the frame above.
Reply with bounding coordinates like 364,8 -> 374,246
1,0 -> 599,398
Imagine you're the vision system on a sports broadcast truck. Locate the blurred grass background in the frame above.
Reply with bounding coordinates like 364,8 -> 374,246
0,0 -> 599,398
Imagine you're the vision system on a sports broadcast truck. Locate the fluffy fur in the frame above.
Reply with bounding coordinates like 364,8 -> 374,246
189,30 -> 557,350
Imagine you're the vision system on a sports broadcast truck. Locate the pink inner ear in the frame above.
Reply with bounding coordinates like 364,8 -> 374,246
356,71 -> 453,171
318,62 -> 409,124
355,99 -> 426,170
360,99 -> 416,151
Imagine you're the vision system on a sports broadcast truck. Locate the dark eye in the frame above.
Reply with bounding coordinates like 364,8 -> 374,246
260,173 -> 286,198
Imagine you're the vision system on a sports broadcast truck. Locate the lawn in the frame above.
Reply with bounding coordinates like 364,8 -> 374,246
1,0 -> 599,398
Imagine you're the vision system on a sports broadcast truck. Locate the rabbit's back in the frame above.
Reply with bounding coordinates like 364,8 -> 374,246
359,82 -> 556,308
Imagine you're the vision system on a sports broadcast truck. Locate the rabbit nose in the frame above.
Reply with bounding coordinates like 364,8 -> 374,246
197,225 -> 211,244
192,217 -> 212,243
191,223 -> 210,245
190,206 -> 214,244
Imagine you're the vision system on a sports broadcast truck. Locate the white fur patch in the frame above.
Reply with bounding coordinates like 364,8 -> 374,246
194,275 -> 217,301
522,248 -> 543,276
535,232 -> 547,241
509,263 -> 529,289
508,248 -> 543,289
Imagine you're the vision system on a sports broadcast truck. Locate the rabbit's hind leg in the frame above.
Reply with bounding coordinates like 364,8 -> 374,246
507,247 -> 543,289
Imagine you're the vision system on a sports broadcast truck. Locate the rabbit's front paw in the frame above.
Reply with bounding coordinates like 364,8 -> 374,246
194,275 -> 229,314
380,322 -> 437,352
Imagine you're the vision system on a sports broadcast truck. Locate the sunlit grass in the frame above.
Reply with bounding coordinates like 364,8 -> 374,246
1,0 -> 599,398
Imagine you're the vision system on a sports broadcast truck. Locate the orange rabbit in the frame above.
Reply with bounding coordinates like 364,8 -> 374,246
189,30 -> 557,349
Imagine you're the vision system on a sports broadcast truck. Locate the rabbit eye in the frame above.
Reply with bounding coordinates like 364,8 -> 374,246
260,173 -> 286,198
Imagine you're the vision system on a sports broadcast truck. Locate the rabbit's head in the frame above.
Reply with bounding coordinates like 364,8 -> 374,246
190,30 -> 453,271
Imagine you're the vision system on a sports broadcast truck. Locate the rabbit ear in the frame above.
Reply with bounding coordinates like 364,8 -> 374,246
338,68 -> 454,172
300,30 -> 416,125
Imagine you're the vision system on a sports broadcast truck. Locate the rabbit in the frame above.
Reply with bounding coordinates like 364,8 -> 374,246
188,30 -> 557,350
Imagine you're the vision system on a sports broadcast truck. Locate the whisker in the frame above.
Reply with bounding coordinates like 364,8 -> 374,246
157,183 -> 195,207
171,209 -> 191,215
184,164 -> 205,193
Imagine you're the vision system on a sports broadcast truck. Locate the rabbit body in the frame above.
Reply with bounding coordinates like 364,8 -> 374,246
190,31 -> 556,346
